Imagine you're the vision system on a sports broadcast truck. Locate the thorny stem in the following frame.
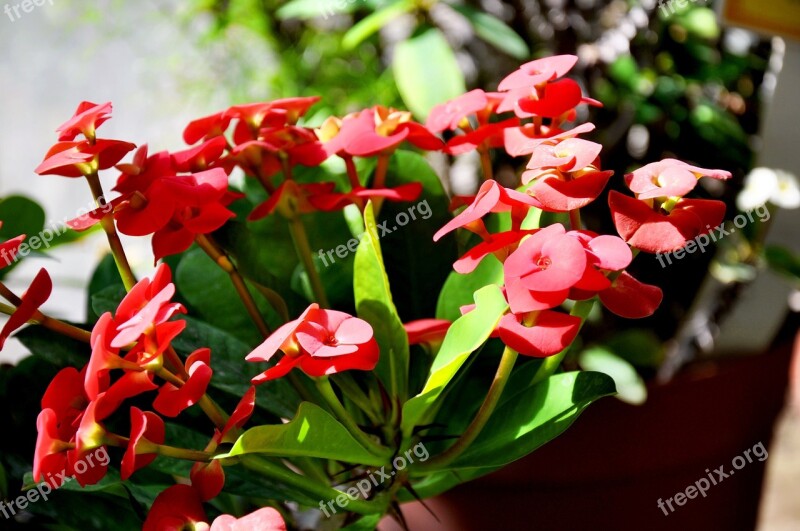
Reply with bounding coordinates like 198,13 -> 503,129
288,216 -> 330,308
84,172 -> 137,291
195,234 -> 272,338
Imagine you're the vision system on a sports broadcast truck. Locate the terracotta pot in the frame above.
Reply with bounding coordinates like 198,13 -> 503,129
381,340 -> 794,531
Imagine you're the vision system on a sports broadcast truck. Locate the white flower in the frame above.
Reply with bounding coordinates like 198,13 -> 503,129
737,167 -> 800,211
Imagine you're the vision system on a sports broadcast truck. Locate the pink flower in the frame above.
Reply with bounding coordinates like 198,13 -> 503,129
210,507 -> 287,530
497,310 -> 582,357
624,158 -> 732,200
247,304 -> 379,382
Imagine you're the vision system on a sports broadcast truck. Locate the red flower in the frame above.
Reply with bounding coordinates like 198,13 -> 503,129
0,268 -> 52,350
55,101 -> 113,142
184,110 -> 233,145
153,348 -> 213,417
247,304 -> 379,382
210,507 -> 287,531
307,182 -> 423,212
499,78 -> 599,119
524,168 -> 613,212
248,181 -> 338,221
452,229 -> 536,274
433,180 -> 542,242
498,55 -> 579,91
504,122 -> 595,158
426,89 -> 493,133
444,118 -> 519,156
404,319 -> 451,346
35,139 -> 136,178
524,137 -> 602,173
171,136 -> 229,173
624,158 -> 731,200
324,106 -> 443,157
599,271 -> 663,319
143,485 -> 207,531
497,310 -> 581,357
121,407 -> 165,480
503,224 -> 587,313
0,227 -> 25,269
608,190 -> 726,254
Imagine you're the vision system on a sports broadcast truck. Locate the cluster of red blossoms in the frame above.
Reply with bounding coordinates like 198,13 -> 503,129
12,53 -> 734,528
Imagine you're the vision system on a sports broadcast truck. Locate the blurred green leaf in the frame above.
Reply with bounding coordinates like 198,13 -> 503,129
676,8 -> 720,40
579,347 -> 647,404
0,195 -> 45,279
342,0 -> 415,50
393,27 -> 466,120
450,4 -> 529,60
764,245 -> 800,282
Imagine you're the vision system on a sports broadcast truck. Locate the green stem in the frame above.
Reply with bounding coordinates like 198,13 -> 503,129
569,209 -> 582,231
154,443 -> 214,462
195,234 -> 272,337
84,172 -> 137,292
0,298 -> 91,344
414,346 -> 518,471
478,147 -> 493,182
288,216 -> 330,308
372,154 -> 391,216
315,377 -> 392,460
332,374 -> 382,425
239,455 -> 380,516
529,299 -> 596,386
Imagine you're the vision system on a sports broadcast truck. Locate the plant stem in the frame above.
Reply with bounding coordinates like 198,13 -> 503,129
239,455 -> 380,516
478,147 -> 493,182
84,172 -> 137,291
372,154 -> 391,215
415,346 -> 519,471
287,216 -> 330,308
315,376 -> 392,460
195,234 -> 271,337
569,209 -> 582,230
0,296 -> 91,344
332,374 -> 382,425
155,443 -> 214,462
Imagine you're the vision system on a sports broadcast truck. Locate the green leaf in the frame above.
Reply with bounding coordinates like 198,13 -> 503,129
450,4 -> 529,59
401,284 -> 507,436
579,347 -> 647,405
380,150 -> 458,319
0,195 -> 45,279
448,371 -> 616,470
175,247 -> 280,345
764,245 -> 800,282
86,254 -> 123,321
15,326 -> 89,367
91,284 -> 126,316
221,402 -> 386,466
342,513 -> 383,530
354,202 -> 409,400
342,0 -> 415,50
436,255 -> 504,322
393,27 -> 466,120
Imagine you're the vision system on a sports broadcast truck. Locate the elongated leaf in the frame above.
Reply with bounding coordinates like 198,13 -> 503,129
0,195 -> 45,279
579,347 -> 646,405
450,371 -> 615,469
436,255 -> 504,322
401,285 -> 507,436
450,4 -> 529,59
221,402 -> 386,466
342,0 -> 415,49
393,27 -> 466,120
354,201 -> 409,400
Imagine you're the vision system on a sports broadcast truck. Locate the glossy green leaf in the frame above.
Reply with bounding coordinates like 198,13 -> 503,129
380,150 -> 457,319
393,27 -> 466,120
0,195 -> 45,279
354,201 -> 409,399
450,4 -> 529,59
448,371 -> 615,470
401,284 -> 507,436
579,347 -> 646,404
342,0 -> 415,50
221,402 -> 386,466
436,255 -> 504,322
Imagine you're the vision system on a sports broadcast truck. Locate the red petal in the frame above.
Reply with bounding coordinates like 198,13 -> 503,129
0,268 -> 53,349
531,170 -> 612,211
497,310 -> 581,357
599,271 -> 663,318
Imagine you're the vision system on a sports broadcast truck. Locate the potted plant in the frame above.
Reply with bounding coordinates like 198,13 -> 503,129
0,53 -> 793,530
